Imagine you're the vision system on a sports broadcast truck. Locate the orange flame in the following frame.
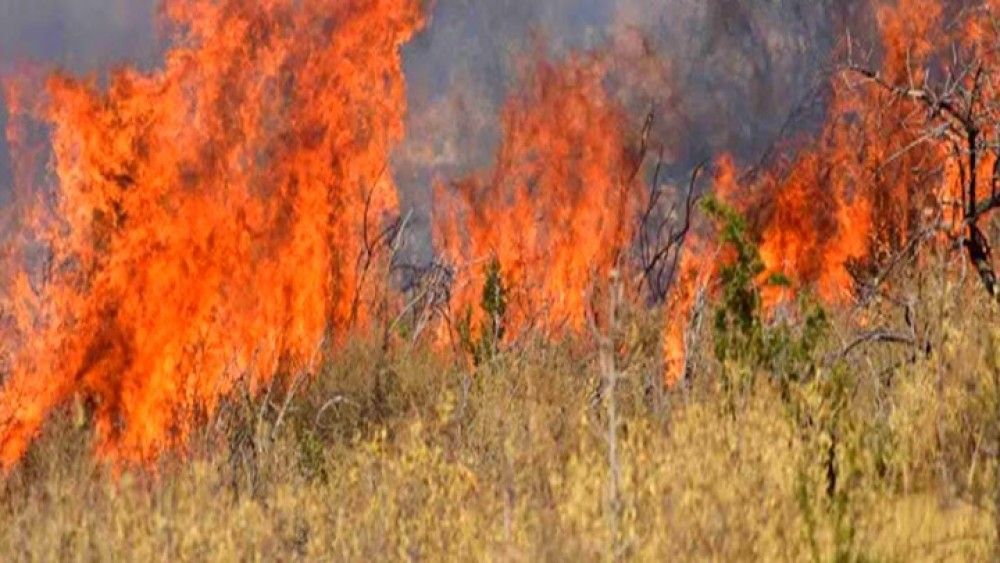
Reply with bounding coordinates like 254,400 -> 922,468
434,54 -> 644,339
4,0 -> 1000,465
0,0 -> 423,468
663,0 -> 1000,383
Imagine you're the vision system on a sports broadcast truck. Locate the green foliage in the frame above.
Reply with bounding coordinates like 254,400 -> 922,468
701,196 -> 829,393
457,257 -> 508,365
700,197 -> 872,559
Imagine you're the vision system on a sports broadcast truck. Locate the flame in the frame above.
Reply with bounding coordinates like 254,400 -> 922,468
662,239 -> 710,386
434,54 -> 644,339
0,0 -> 423,468
663,0 -> 1000,382
3,0 -> 1000,465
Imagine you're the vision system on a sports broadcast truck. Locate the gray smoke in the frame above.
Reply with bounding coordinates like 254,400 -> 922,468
0,0 -> 159,71
0,0 -> 872,251
395,0 -> 871,262
0,0 -> 159,206
616,0 -> 870,166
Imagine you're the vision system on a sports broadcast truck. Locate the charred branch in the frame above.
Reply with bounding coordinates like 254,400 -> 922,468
638,160 -> 705,303
847,59 -> 1000,301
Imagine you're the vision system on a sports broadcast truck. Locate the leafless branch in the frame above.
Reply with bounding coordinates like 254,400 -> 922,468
846,56 -> 1000,299
638,161 -> 706,303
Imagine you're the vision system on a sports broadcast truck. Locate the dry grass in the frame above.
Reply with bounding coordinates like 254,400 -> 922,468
1,259 -> 998,562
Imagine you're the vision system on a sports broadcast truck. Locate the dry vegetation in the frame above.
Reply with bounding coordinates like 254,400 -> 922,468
1,246 -> 997,562
5,2 -> 1000,561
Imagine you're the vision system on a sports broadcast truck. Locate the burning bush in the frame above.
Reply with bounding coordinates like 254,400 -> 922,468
434,54 -> 645,342
0,0 -> 422,467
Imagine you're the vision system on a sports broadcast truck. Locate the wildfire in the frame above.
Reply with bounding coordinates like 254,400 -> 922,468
434,54 -> 644,340
2,0 -> 1000,469
0,0 -> 422,467
663,0 -> 1000,384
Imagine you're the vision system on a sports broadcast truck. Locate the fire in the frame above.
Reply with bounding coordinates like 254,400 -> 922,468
2,0 -> 1000,468
433,0 -> 1000,383
434,54 -> 644,340
662,244 -> 709,386
738,136 -> 874,310
0,0 -> 422,467
664,0 -> 1000,383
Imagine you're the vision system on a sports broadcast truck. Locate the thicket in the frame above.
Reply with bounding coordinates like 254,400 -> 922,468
1,205 -> 997,562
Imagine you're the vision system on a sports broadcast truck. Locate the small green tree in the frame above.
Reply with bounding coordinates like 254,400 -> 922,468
701,196 -> 829,397
703,197 -> 869,558
457,257 -> 508,365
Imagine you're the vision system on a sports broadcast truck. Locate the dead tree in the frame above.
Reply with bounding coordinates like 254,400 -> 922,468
636,157 -> 705,303
847,56 -> 1000,300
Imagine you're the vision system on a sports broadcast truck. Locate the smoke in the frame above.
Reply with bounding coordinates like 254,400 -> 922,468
0,0 -> 159,71
396,0 -> 864,175
394,0 -> 870,262
613,0 -> 868,165
0,0 -> 870,246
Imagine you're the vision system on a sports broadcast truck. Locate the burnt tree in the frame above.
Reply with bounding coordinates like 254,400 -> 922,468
848,57 -> 1000,301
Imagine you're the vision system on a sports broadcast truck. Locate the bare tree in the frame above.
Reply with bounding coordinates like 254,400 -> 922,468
847,53 -> 1000,300
636,157 -> 705,304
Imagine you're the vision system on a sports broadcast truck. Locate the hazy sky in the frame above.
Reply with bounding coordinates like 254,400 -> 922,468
0,0 -> 159,71
0,0 -> 858,232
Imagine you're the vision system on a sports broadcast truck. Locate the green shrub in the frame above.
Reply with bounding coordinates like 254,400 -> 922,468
701,196 -> 829,398
457,257 -> 508,365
